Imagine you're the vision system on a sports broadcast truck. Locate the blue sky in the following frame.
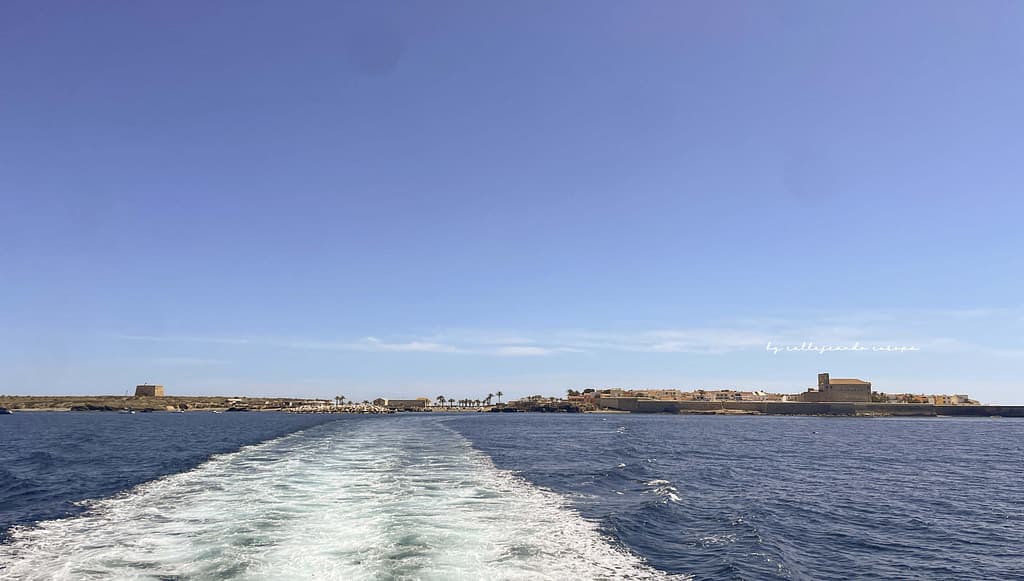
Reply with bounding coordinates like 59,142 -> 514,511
2,1 -> 1023,402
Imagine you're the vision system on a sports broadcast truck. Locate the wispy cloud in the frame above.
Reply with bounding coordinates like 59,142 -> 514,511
144,356 -> 224,366
115,334 -> 468,354
490,345 -> 582,357
113,307 -> 1024,359
116,334 -> 255,346
115,333 -> 583,357
358,337 -> 463,353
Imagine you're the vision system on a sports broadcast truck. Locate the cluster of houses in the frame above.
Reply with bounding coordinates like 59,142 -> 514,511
570,388 -> 786,403
370,395 -> 502,411
568,373 -> 978,406
881,393 -> 976,405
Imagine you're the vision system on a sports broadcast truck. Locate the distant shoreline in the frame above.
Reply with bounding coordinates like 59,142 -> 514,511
3,395 -> 1023,418
593,399 -> 1024,418
0,395 -> 312,413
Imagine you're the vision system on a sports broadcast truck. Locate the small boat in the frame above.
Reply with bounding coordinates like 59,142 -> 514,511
119,409 -> 136,414
0,407 -> 13,415
211,410 -> 223,414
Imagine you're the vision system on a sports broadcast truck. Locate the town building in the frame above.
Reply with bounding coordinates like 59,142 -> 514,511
635,389 -> 688,400
374,398 -> 428,411
797,373 -> 871,402
930,394 -> 978,405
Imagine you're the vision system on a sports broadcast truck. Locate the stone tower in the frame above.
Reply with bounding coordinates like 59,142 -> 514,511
134,384 -> 165,397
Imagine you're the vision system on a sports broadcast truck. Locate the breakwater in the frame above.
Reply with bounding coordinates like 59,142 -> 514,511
597,397 -> 1024,417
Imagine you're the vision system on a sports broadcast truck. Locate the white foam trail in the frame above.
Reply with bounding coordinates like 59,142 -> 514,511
643,479 -> 681,504
0,417 -> 686,580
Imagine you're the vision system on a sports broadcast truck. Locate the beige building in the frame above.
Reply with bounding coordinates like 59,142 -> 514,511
935,394 -> 976,405
134,384 -> 165,397
798,373 -> 871,402
635,388 -> 687,400
375,398 -> 428,411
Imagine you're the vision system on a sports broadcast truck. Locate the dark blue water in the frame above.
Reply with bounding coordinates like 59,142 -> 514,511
2,412 -> 1023,579
448,414 -> 1024,580
0,411 -> 336,538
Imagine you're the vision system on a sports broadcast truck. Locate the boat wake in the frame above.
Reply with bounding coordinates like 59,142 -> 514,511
0,416 -> 682,580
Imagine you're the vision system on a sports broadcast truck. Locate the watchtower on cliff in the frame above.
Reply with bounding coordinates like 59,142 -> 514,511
134,384 -> 165,397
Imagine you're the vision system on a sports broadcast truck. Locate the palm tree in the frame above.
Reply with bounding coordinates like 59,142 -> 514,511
496,391 -> 504,404
475,399 -> 482,407
436,395 -> 446,408
485,393 -> 494,406
335,395 -> 344,407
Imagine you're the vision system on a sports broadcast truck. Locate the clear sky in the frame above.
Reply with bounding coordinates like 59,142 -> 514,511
2,1 -> 1023,403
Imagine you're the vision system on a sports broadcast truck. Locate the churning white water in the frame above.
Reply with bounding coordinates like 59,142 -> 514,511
0,416 -> 680,580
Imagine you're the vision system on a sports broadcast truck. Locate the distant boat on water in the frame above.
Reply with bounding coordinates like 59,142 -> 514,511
0,407 -> 13,415
119,409 -> 136,414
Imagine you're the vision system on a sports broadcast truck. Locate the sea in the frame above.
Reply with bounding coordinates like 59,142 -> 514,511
1,412 -> 1022,580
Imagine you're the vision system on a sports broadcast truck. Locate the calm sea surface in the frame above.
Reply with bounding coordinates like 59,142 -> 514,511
1,412 -> 1022,580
